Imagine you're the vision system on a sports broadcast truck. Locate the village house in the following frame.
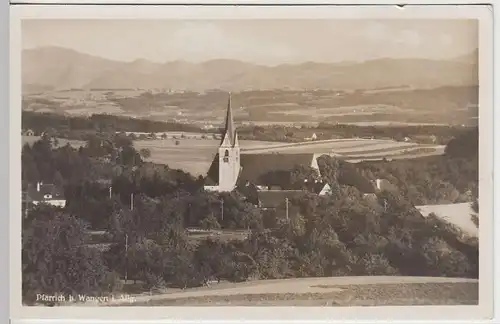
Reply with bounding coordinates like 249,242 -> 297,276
23,182 -> 66,209
23,129 -> 35,136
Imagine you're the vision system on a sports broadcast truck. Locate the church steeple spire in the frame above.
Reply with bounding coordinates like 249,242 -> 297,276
216,92 -> 240,192
221,92 -> 237,147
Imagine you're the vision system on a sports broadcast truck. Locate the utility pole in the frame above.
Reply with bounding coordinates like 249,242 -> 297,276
24,195 -> 28,218
125,192 -> 133,284
285,197 -> 289,221
109,186 -> 112,199
124,233 -> 128,284
220,199 -> 224,222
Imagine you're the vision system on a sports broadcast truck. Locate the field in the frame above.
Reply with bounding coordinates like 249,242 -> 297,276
133,139 -> 285,175
22,136 -> 445,176
134,138 -> 445,175
98,276 -> 478,307
417,203 -> 478,237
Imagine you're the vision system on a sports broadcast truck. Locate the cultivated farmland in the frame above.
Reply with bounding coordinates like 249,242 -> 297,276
135,138 -> 445,176
22,136 -> 445,176
133,138 -> 285,175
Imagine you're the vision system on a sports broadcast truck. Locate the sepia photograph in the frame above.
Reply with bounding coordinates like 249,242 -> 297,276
9,4 -> 494,321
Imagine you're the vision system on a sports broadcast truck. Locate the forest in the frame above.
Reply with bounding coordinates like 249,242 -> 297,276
21,127 -> 479,305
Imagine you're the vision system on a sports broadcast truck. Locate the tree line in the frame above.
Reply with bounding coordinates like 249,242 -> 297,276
22,111 -> 210,139
236,123 -> 471,144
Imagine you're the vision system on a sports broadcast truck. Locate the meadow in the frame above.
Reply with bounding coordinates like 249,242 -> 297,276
134,138 -> 444,175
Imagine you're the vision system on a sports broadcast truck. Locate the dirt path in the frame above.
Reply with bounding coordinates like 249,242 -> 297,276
97,276 -> 477,307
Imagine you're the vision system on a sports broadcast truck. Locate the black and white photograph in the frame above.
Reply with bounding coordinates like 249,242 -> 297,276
10,4 -> 494,320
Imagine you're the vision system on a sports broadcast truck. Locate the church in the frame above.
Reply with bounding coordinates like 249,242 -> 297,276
203,94 -> 332,207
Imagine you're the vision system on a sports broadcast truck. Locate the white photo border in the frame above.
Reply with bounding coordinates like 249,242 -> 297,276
8,3 -> 495,323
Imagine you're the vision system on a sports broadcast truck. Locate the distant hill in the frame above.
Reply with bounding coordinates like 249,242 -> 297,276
22,46 -> 479,92
452,49 -> 479,65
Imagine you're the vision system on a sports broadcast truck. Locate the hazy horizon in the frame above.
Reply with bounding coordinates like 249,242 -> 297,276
22,19 -> 478,66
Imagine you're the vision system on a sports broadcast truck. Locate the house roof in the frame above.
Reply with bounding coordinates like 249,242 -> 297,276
375,179 -> 397,192
25,183 -> 65,202
257,190 -> 305,208
205,153 -> 316,187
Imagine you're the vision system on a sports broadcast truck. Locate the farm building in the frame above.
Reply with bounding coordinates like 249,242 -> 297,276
203,93 -> 330,197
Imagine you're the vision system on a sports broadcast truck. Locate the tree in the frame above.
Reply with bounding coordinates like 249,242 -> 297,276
420,237 -> 471,277
22,206 -> 112,304
199,213 -> 221,230
445,127 -> 478,158
471,199 -> 479,213
53,170 -> 64,188
139,148 -> 152,160
289,165 -> 321,190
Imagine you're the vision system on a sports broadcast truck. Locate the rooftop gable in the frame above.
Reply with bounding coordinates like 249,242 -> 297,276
25,183 -> 65,202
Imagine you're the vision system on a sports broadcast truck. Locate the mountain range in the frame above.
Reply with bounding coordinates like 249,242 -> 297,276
22,46 -> 479,93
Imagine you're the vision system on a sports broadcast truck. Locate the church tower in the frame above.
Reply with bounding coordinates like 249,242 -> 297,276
218,93 -> 240,192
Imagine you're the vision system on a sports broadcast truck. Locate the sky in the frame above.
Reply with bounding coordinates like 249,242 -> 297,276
22,19 -> 478,65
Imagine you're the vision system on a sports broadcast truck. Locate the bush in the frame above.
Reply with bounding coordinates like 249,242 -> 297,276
471,199 -> 479,213
142,272 -> 167,291
421,237 -> 471,277
357,253 -> 399,276
471,215 -> 479,228
199,214 -> 221,230
102,271 -> 124,293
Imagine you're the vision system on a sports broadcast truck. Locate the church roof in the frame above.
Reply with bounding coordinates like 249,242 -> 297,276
239,153 -> 315,184
205,153 -> 316,186
220,93 -> 237,147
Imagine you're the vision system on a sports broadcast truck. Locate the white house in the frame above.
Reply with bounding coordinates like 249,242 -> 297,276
24,182 -> 66,208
